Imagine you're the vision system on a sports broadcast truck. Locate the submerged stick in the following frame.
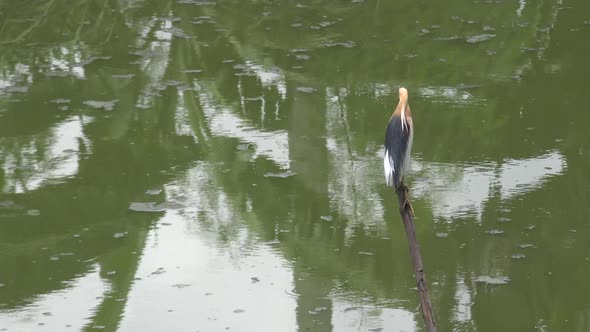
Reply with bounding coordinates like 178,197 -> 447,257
396,188 -> 437,332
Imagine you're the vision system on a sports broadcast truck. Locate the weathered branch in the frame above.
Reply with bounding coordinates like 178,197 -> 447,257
396,188 -> 437,332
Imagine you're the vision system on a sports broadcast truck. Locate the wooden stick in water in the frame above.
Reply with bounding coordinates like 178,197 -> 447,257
396,187 -> 437,332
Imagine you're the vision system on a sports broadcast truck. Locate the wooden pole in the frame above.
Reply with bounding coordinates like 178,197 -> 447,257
396,188 -> 437,332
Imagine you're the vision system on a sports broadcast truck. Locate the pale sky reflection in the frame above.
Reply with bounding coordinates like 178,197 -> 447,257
2,116 -> 92,193
412,150 -> 565,221
119,212 -> 297,331
0,265 -> 109,331
331,297 -> 416,332
196,86 -> 291,169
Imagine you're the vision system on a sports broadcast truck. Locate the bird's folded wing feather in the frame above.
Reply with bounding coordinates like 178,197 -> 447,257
384,116 -> 410,187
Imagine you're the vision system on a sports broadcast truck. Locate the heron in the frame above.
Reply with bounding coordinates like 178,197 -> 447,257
384,87 -> 414,213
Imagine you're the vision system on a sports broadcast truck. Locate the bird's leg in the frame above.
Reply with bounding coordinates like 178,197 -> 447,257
396,179 -> 415,217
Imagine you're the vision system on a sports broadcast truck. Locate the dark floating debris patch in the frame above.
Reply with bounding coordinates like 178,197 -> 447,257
233,63 -> 250,72
466,34 -> 496,43
161,201 -> 184,210
2,99 -> 20,105
6,86 -> 28,93
164,80 -> 183,86
192,16 -> 215,24
177,85 -> 196,92
434,35 -> 462,41
177,0 -> 216,5
72,56 -> 112,67
112,74 -> 136,79
237,143 -> 251,151
511,253 -> 526,260
180,69 -> 202,73
295,87 -> 316,93
485,229 -> 504,235
323,40 -> 356,48
158,16 -> 181,22
26,209 -> 40,216
129,49 -> 154,57
309,306 -> 328,315
456,84 -> 481,90
128,202 -> 166,212
475,275 -> 510,285
83,100 -> 119,111
290,48 -> 311,53
318,21 -> 337,28
285,288 -> 300,297
417,28 -> 431,36
242,96 -> 264,101
233,309 -> 245,314
172,283 -> 191,288
49,98 -> 71,104
264,171 -> 297,178
0,200 -> 23,210
343,306 -> 362,312
161,27 -> 193,39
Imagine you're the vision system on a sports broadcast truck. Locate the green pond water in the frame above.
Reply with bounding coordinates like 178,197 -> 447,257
1,0 -> 590,331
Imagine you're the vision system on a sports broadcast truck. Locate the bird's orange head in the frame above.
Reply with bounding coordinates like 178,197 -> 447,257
398,87 -> 408,103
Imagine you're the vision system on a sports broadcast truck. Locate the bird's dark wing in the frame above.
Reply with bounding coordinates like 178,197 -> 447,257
384,115 -> 411,188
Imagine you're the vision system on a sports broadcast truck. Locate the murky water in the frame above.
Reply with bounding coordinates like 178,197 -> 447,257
1,0 -> 590,331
